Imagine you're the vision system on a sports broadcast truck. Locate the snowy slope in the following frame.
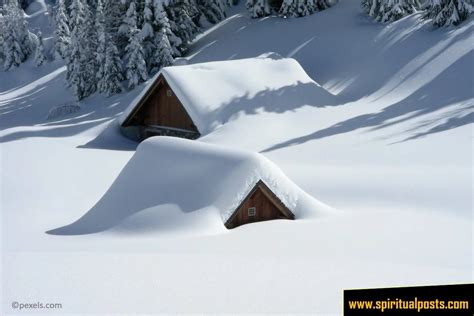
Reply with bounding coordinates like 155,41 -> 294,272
1,0 -> 472,315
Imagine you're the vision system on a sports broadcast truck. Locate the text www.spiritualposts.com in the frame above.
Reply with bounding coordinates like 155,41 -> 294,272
348,298 -> 469,313
11,301 -> 62,311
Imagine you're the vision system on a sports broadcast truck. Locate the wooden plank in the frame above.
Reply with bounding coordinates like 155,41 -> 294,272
122,76 -> 164,126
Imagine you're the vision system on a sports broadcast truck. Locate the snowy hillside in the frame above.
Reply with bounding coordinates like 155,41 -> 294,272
1,0 -> 472,314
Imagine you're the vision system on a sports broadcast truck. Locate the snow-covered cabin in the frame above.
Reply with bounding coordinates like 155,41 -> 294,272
119,54 -> 334,141
48,137 -> 327,235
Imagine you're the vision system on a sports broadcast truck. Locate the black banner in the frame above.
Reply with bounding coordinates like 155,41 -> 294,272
344,283 -> 473,315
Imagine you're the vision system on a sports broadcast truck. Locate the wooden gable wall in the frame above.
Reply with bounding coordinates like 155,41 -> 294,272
225,180 -> 295,229
124,75 -> 199,134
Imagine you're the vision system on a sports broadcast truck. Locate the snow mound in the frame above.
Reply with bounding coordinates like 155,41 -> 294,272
119,55 -> 337,136
46,103 -> 81,120
47,137 -> 329,235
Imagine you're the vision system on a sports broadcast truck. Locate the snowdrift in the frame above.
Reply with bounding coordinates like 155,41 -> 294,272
119,53 -> 337,136
47,137 -> 329,235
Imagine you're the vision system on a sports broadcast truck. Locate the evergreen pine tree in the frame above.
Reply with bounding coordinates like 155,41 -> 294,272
155,29 -> 174,68
54,0 -> 71,60
247,0 -> 330,17
18,3 -> 35,57
67,0 -> 92,99
135,0 -> 146,27
362,0 -> 377,16
2,10 -> 24,69
424,0 -> 473,27
198,0 -> 227,23
280,0 -> 317,17
245,0 -> 271,17
82,2 -> 98,96
362,0 -> 421,22
0,11 -> 6,62
141,0 -> 156,69
69,0 -> 84,32
118,0 -> 134,50
165,0 -> 199,53
3,0 -> 34,70
97,0 -> 123,95
152,27 -> 174,72
376,0 -> 420,22
154,0 -> 182,57
317,0 -> 331,10
96,0 -> 107,92
104,0 -> 125,46
35,31 -> 47,66
362,0 -> 381,17
124,2 -> 148,89
101,38 -> 124,95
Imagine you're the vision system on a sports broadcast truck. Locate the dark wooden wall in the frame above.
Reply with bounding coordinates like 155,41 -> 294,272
225,182 -> 294,229
128,76 -> 198,133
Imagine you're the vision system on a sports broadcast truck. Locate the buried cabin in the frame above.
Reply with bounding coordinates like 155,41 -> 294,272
48,137 -> 316,234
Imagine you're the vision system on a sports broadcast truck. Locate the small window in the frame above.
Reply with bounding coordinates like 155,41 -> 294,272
248,207 -> 256,216
166,89 -> 173,97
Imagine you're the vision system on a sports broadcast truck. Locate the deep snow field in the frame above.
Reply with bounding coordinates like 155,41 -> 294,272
1,0 -> 473,314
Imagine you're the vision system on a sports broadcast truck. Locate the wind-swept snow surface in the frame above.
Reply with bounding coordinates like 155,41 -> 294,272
1,0 -> 472,314
48,137 -> 328,235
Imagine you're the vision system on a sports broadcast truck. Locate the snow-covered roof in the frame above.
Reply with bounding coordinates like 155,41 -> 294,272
120,54 -> 335,135
48,137 -> 328,235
